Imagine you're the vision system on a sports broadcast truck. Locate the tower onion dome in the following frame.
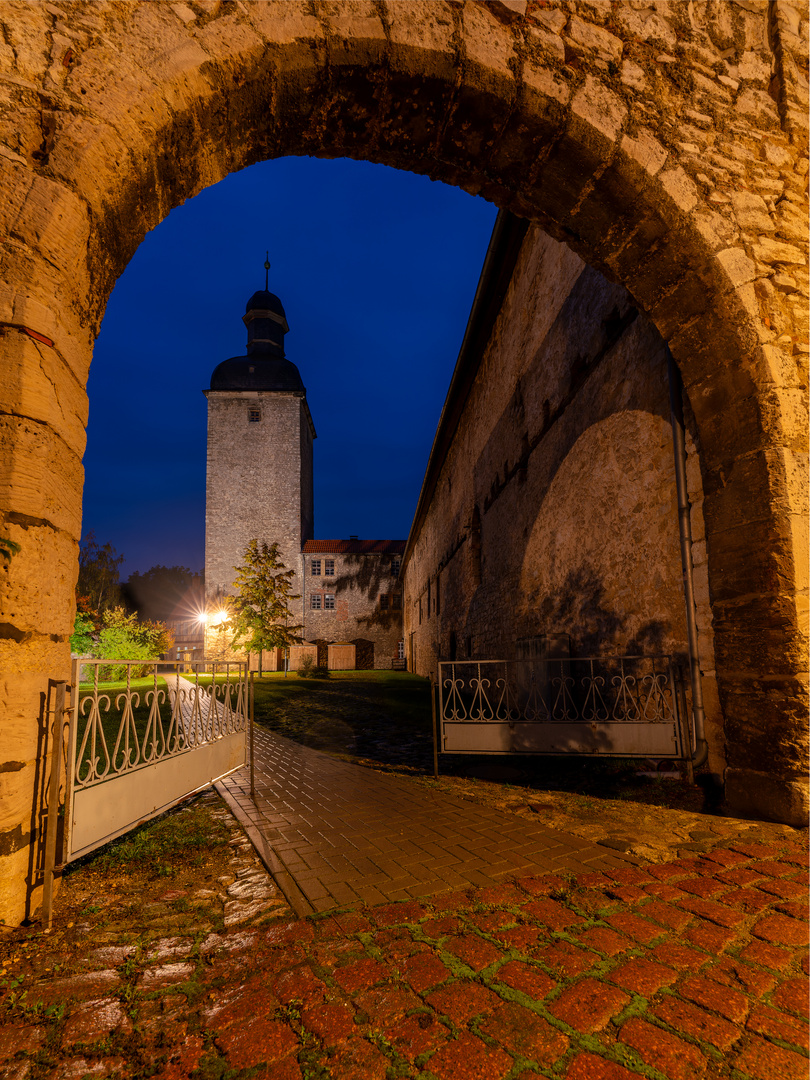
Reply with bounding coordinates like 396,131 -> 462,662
209,285 -> 305,392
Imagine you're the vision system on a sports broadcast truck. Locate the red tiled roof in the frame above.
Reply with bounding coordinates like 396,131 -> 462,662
302,539 -> 406,555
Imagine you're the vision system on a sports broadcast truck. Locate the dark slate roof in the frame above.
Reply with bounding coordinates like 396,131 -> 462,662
302,539 -> 406,554
245,290 -> 287,319
209,356 -> 305,392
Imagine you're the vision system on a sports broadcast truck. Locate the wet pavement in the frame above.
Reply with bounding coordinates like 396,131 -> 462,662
216,728 -> 645,916
0,816 -> 805,1079
0,734 -> 806,1080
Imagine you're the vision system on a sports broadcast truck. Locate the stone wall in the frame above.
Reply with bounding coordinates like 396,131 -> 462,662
303,552 -> 404,670
404,224 -> 725,771
0,0 -> 806,923
204,389 -> 314,613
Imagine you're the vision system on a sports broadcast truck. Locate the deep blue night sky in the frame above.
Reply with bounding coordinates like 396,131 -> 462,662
85,157 -> 497,579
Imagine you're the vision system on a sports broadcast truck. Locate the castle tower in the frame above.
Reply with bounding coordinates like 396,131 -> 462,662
204,275 -> 315,616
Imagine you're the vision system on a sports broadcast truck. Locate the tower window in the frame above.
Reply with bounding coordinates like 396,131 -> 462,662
248,407 -> 261,423
311,559 -> 321,576
324,559 -> 335,576
310,594 -> 321,610
324,593 -> 336,610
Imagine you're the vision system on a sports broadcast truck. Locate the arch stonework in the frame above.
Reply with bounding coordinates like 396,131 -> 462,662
0,0 -> 806,922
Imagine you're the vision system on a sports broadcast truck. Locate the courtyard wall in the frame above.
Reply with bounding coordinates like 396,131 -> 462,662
404,224 -> 724,771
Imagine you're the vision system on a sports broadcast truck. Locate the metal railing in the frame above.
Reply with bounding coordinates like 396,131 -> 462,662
72,659 -> 248,790
41,659 -> 250,926
435,656 -> 688,761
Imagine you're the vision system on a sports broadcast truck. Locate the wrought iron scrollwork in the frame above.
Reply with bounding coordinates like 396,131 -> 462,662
73,660 -> 248,791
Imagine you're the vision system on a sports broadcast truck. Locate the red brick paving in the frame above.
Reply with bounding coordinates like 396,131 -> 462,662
619,1017 -> 708,1080
753,914 -> 810,947
494,958 -> 556,998
772,975 -> 810,1015
705,955 -> 776,997
606,957 -> 679,996
652,996 -> 741,1050
548,977 -> 631,1032
746,1003 -> 810,1050
0,798 -> 806,1080
428,1031 -> 513,1080
733,1035 -> 810,1080
575,925 -> 632,956
426,981 -> 501,1023
678,973 -> 750,1022
215,1017 -> 299,1069
479,1000 -> 569,1063
566,1051 -> 641,1079
444,932 -> 503,971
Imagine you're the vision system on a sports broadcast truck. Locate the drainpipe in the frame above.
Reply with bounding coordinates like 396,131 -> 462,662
667,349 -> 709,768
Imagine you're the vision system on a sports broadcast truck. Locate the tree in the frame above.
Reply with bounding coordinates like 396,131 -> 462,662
123,565 -> 204,622
69,611 -> 95,655
77,531 -> 124,617
93,607 -> 175,681
230,541 -> 302,674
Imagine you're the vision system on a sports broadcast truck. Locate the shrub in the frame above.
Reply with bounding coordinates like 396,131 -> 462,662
297,655 -> 315,678
95,627 -> 155,681
297,655 -> 330,679
70,611 -> 96,654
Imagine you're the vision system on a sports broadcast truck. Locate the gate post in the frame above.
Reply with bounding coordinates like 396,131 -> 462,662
249,670 -> 255,801
431,672 -> 439,779
42,680 -> 67,928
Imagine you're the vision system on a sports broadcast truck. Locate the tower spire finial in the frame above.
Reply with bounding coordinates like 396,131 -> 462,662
264,251 -> 270,291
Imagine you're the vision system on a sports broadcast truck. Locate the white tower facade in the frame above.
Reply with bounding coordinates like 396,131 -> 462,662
204,285 -> 315,623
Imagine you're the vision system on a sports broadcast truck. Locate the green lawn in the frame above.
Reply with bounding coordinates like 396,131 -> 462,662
251,670 -> 434,767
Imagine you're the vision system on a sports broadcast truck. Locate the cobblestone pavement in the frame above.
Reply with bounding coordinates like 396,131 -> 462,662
0,823 -> 805,1079
216,728 -> 646,916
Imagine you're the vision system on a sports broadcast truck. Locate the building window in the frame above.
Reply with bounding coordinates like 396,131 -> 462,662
380,594 -> 389,611
324,559 -> 335,576
311,559 -> 321,575
324,593 -> 336,610
391,557 -> 401,577
310,594 -> 321,610
391,593 -> 402,611
397,640 -> 405,660
248,407 -> 261,423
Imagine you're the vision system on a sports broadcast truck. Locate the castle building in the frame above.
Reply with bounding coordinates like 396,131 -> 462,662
204,278 -> 404,670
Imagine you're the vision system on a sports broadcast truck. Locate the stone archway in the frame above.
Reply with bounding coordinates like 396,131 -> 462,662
0,0 -> 806,923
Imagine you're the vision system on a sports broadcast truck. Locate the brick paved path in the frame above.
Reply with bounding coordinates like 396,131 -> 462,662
1,828 -> 805,1079
217,727 -> 643,916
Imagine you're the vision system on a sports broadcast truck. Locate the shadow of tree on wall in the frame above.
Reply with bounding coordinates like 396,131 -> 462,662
331,554 -> 387,602
328,553 -> 402,634
529,566 -> 674,657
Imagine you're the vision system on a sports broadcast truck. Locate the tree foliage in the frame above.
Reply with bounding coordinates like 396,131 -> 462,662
93,608 -> 176,680
123,564 -> 204,622
77,531 -> 124,616
230,540 -> 302,656
69,611 -> 96,654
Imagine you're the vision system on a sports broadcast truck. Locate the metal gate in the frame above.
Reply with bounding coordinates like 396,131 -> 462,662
43,659 -> 249,922
436,655 -> 689,759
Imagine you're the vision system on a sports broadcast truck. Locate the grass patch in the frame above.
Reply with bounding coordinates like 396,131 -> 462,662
89,805 -> 230,876
251,671 -> 433,763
